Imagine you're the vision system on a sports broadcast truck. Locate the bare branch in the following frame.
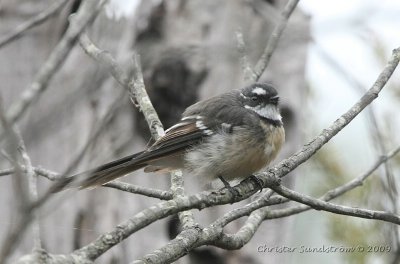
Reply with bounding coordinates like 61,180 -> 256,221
8,46 -> 400,263
103,181 -> 173,200
210,212 -> 265,250
80,33 -> 164,139
142,145 -> 400,256
67,47 -> 400,262
79,34 -> 195,227
0,165 -> 172,199
134,196 -> 284,262
210,145 -> 400,249
315,44 -> 397,195
0,98 -> 31,263
262,144 -> 400,219
235,30 -> 254,81
0,0 -> 69,49
131,52 -> 195,227
63,89 -> 126,175
15,130 -> 41,250
0,166 -> 59,180
170,170 -> 196,228
4,0 -> 107,126
130,53 -> 164,139
72,181 -> 258,262
256,47 -> 400,185
0,98 -> 28,203
79,33 -> 130,88
252,0 -> 300,81
270,184 -> 400,224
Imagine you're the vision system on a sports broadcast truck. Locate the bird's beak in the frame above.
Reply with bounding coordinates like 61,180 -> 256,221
270,96 -> 279,105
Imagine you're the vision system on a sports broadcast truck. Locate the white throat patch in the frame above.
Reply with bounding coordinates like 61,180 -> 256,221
245,104 -> 282,121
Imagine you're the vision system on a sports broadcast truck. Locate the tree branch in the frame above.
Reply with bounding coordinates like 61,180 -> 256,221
235,30 -> 253,81
252,0 -> 300,81
136,144 -> 400,258
3,0 -> 107,127
261,144 -> 400,220
79,33 -> 195,228
0,98 -> 32,263
0,0 -> 69,49
255,47 -> 400,185
270,184 -> 400,224
130,53 -> 164,139
103,181 -> 173,200
41,46 -> 395,262
62,88 -> 127,175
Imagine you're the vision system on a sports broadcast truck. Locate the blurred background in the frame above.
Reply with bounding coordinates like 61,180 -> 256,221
298,1 -> 400,263
0,0 -> 399,263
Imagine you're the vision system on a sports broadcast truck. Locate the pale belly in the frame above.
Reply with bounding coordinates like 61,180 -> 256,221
184,125 -> 284,182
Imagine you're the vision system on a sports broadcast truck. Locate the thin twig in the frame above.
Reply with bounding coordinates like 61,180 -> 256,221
80,33 -> 195,227
130,53 -> 196,228
211,196 -> 286,228
0,2 -> 108,262
252,0 -> 300,81
130,53 -> 164,139
63,88 -> 127,175
15,129 -> 41,250
0,166 -> 59,180
84,34 -> 195,213
169,170 -> 196,228
235,30 -> 254,81
0,98 -> 32,263
315,43 -> 399,245
270,184 -> 400,224
7,0 -> 109,212
79,33 -> 130,87
0,165 -> 172,199
103,181 -> 173,200
4,0 -> 107,127
315,43 -> 397,195
258,145 -> 400,220
0,0 -> 69,49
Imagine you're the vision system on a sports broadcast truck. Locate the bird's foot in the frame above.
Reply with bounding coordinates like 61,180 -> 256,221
218,176 -> 240,199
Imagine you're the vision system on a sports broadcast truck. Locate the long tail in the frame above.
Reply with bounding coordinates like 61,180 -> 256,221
51,152 -> 147,192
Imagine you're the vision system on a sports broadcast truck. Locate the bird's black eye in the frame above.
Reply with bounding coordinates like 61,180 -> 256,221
251,96 -> 258,101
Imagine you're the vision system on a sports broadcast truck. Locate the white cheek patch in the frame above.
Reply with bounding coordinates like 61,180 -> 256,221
245,104 -> 282,121
252,87 -> 267,95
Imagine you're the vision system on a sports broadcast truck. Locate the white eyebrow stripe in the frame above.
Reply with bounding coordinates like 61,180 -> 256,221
252,87 -> 267,95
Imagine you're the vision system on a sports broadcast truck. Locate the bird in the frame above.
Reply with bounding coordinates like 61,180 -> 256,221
53,83 -> 285,192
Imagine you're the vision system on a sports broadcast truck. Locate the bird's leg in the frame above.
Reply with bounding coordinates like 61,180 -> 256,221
218,175 -> 240,198
218,175 -> 231,188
